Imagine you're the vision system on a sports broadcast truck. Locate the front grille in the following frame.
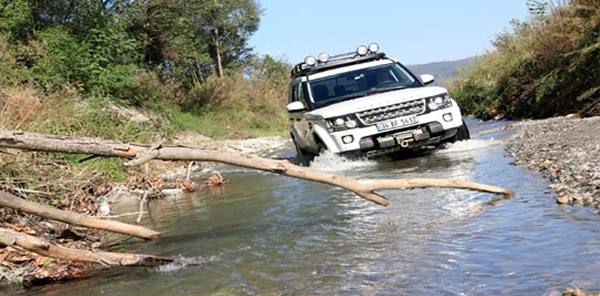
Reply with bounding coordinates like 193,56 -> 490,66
356,99 -> 426,125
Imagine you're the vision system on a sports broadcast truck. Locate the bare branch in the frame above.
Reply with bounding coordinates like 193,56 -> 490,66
0,228 -> 173,267
0,129 -> 515,206
0,191 -> 165,240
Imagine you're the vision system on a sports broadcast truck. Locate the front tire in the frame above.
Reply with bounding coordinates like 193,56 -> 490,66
316,141 -> 327,155
292,136 -> 309,157
449,119 -> 471,143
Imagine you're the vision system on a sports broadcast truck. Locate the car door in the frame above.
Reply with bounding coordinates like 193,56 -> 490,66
287,81 -> 314,149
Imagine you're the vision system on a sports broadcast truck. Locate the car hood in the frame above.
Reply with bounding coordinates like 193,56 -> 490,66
308,86 -> 447,118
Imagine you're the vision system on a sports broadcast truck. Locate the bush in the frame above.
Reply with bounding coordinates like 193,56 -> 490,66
180,74 -> 288,138
449,0 -> 600,119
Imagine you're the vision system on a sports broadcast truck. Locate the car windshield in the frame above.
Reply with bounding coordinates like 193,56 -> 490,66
308,63 -> 418,107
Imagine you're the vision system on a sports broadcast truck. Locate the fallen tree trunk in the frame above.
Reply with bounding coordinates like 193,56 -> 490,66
0,191 -> 165,240
0,129 -> 514,206
0,228 -> 173,267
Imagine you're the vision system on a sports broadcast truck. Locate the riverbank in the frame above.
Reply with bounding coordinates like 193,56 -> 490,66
504,115 -> 600,209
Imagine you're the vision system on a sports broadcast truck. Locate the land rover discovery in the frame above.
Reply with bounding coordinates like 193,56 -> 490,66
286,43 -> 470,158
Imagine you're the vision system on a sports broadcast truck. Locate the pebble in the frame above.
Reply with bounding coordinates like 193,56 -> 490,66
505,115 -> 600,208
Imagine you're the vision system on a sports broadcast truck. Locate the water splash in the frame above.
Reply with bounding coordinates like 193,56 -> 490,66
309,150 -> 377,172
156,254 -> 221,273
435,138 -> 503,155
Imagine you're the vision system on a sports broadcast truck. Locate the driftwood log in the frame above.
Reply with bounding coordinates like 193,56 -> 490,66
0,129 -> 514,207
0,191 -> 164,240
0,228 -> 173,267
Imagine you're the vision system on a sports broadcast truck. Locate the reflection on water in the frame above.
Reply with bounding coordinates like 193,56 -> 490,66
11,119 -> 600,295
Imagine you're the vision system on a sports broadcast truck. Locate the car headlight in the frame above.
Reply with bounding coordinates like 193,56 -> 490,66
327,115 -> 359,132
426,93 -> 452,111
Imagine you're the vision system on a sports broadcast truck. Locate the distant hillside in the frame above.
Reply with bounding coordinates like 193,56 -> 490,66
407,56 -> 480,87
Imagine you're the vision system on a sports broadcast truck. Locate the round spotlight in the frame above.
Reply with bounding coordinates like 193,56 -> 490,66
443,113 -> 453,122
368,43 -> 380,53
342,135 -> 354,144
334,118 -> 345,126
356,45 -> 368,55
318,52 -> 330,63
304,55 -> 316,66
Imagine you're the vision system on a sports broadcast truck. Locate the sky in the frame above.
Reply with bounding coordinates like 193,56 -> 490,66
249,0 -> 532,65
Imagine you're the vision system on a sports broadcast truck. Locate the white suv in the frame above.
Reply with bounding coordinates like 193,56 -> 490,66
287,43 -> 470,158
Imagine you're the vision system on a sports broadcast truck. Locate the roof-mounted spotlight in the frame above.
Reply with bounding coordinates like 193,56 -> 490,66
356,45 -> 368,56
368,43 -> 380,53
318,52 -> 330,63
304,55 -> 317,66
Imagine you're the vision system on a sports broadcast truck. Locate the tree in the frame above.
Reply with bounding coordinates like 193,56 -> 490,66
0,0 -> 32,40
246,54 -> 291,91
199,0 -> 262,78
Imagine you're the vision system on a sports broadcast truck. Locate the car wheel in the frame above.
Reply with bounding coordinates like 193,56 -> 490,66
316,141 -> 327,155
450,119 -> 471,143
292,137 -> 309,157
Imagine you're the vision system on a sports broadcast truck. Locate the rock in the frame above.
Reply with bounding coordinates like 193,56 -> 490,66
556,195 -> 571,205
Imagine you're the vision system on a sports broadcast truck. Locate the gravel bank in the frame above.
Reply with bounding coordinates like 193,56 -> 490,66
505,115 -> 600,208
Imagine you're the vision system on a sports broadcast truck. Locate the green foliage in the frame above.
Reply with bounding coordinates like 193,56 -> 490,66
31,27 -> 92,90
199,0 -> 262,77
1,0 -> 289,140
449,0 -> 600,119
82,26 -> 140,95
0,34 -> 19,85
0,0 -> 32,39
179,73 -> 288,138
0,0 -> 295,199
117,71 -> 185,111
246,54 -> 291,91
30,22 -> 139,95
72,156 -> 128,182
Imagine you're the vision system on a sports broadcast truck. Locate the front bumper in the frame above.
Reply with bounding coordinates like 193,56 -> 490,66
323,105 -> 463,157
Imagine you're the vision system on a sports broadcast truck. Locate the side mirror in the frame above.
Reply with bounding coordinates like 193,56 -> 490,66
286,101 -> 306,112
420,74 -> 435,85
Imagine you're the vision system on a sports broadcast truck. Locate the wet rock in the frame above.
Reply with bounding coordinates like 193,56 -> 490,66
556,195 -> 571,205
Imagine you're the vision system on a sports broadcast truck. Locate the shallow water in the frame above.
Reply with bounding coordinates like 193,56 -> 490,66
11,119 -> 600,295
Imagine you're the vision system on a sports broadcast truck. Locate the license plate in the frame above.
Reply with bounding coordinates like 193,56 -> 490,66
376,115 -> 418,131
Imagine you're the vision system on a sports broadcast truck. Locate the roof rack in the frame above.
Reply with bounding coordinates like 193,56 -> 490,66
290,43 -> 385,78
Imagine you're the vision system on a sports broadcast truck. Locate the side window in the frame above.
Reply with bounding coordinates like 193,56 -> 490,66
290,82 -> 300,103
298,83 -> 307,104
290,81 -> 308,104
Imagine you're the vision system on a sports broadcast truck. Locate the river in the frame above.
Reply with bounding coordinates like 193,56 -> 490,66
11,119 -> 600,295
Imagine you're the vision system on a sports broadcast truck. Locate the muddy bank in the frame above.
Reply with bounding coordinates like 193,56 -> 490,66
505,115 -> 600,209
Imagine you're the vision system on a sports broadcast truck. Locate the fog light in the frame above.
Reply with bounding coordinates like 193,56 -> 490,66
342,135 -> 354,144
443,113 -> 453,122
